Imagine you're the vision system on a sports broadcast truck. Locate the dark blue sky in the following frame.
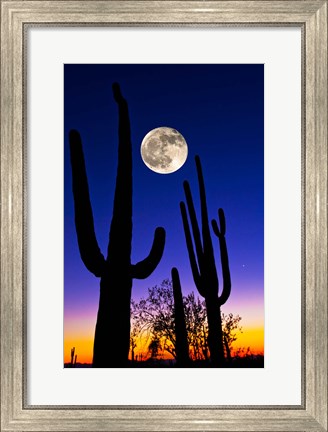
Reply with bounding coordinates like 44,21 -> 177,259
64,64 -> 264,321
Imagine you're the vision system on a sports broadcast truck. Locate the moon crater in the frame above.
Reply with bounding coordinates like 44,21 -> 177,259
140,127 -> 188,174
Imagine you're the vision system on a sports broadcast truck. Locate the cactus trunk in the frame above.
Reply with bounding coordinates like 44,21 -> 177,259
69,83 -> 165,368
93,270 -> 133,367
205,296 -> 225,366
92,84 -> 133,367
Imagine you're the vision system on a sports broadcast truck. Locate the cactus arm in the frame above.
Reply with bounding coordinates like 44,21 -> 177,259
217,236 -> 231,306
131,227 -> 166,279
180,202 -> 205,297
195,155 -> 211,243
211,219 -> 219,237
212,209 -> 231,306
183,180 -> 204,265
69,129 -> 106,277
212,208 -> 226,236
195,156 -> 218,289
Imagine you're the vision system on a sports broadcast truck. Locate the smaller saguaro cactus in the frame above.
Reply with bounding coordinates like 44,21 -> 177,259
180,155 -> 231,367
171,267 -> 190,367
70,347 -> 75,367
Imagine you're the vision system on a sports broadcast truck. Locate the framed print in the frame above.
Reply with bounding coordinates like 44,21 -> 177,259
63,63 -> 265,372
1,1 -> 327,431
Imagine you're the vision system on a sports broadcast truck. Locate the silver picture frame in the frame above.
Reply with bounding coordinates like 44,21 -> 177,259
1,1 -> 327,431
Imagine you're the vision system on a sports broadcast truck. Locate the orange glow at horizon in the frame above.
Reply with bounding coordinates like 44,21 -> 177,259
64,325 -> 264,365
231,326 -> 264,356
64,314 -> 95,364
64,336 -> 94,364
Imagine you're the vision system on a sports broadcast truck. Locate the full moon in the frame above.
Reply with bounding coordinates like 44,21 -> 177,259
140,127 -> 188,174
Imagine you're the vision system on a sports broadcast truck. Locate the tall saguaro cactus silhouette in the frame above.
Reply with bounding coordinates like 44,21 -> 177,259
69,83 -> 166,367
70,347 -> 75,367
171,267 -> 190,367
180,156 -> 231,366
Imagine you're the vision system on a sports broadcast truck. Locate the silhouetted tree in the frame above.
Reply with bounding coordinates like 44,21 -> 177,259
131,280 -> 176,358
131,280 -> 241,362
130,316 -> 142,362
221,312 -> 242,361
69,84 -> 166,367
184,292 -> 209,360
180,156 -> 231,366
148,337 -> 161,360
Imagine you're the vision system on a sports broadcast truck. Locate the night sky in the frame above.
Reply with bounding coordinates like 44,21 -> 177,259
64,64 -> 264,363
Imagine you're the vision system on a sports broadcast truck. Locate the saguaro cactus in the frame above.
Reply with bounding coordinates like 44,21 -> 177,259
180,155 -> 231,366
69,83 -> 166,367
171,267 -> 190,367
70,347 -> 75,367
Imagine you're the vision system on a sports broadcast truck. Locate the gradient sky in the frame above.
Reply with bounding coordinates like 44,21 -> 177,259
64,64 -> 264,363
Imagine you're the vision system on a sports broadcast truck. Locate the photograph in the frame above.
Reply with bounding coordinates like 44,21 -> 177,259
64,64 -> 264,368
